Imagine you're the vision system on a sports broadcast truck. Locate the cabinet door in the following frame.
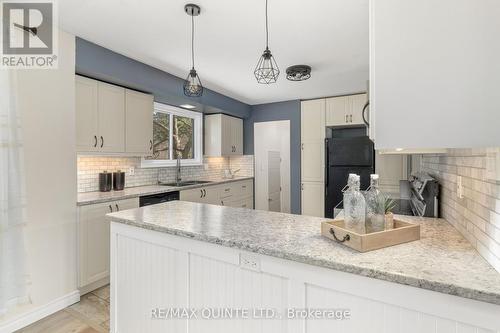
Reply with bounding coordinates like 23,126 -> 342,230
301,182 -> 324,217
98,82 -> 125,152
204,186 -> 221,205
349,94 -> 367,125
301,99 -> 325,183
240,197 -> 254,209
180,187 -> 205,203
125,90 -> 153,155
76,76 -> 99,152
301,99 -> 326,142
221,115 -> 233,156
325,96 -> 348,126
231,117 -> 243,155
79,202 -> 113,287
113,198 -> 139,212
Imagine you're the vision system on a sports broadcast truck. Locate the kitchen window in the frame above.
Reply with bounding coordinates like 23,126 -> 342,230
141,103 -> 203,167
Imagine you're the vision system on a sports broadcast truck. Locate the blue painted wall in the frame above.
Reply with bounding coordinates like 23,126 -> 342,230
75,38 -> 251,118
244,100 -> 301,214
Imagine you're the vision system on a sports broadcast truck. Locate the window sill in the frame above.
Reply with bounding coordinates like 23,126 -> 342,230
140,158 -> 203,168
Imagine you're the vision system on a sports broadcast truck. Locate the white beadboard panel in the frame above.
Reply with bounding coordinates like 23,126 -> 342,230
189,253 -> 288,333
110,223 -> 500,333
115,235 -> 188,333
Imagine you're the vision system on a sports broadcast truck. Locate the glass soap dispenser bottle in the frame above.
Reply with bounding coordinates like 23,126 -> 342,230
365,174 -> 385,233
343,174 -> 366,234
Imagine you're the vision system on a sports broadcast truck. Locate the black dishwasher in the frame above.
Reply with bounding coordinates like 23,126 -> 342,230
139,191 -> 179,207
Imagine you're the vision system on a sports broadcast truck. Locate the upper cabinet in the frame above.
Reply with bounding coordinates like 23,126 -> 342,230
370,0 -> 500,149
204,114 -> 243,156
326,94 -> 367,127
125,90 -> 153,154
76,75 -> 154,155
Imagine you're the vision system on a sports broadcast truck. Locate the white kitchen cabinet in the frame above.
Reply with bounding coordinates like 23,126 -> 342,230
370,0 -> 500,149
76,75 -> 154,154
78,197 -> 139,293
204,114 -> 243,156
97,81 -> 125,153
325,94 -> 367,127
180,180 -> 254,209
125,89 -> 154,155
76,76 -> 99,152
301,182 -> 324,217
301,99 -> 325,217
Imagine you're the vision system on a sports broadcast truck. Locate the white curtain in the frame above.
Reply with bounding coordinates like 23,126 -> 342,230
0,69 -> 30,316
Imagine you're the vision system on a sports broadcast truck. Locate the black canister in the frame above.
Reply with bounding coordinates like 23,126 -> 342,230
99,171 -> 112,192
113,170 -> 125,191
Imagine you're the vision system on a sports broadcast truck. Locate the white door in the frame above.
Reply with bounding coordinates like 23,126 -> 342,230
326,96 -> 347,126
301,99 -> 325,183
221,115 -> 233,156
98,81 -> 125,152
267,151 -> 281,212
349,94 -> 367,125
180,187 -> 205,203
301,182 -> 324,217
254,121 -> 291,213
76,76 -> 99,152
125,90 -> 153,155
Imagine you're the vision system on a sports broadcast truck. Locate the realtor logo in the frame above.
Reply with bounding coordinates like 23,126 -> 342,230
1,0 -> 58,68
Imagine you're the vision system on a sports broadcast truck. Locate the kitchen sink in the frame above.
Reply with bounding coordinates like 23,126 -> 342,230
158,180 -> 213,187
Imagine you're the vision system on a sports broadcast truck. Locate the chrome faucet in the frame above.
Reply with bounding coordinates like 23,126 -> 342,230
175,156 -> 182,185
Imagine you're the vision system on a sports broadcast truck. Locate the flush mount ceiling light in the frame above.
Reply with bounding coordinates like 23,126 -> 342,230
254,0 -> 279,84
286,65 -> 311,81
183,4 -> 203,97
179,104 -> 196,109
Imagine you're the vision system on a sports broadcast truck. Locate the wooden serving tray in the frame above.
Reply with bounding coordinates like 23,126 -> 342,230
321,219 -> 420,252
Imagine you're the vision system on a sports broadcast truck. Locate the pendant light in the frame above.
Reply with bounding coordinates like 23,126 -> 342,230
254,0 -> 279,84
183,4 -> 203,97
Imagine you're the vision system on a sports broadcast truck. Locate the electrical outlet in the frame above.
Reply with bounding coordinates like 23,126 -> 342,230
240,254 -> 260,272
128,167 -> 135,176
456,175 -> 464,199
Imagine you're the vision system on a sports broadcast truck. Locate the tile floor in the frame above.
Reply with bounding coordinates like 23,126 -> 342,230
16,285 -> 110,333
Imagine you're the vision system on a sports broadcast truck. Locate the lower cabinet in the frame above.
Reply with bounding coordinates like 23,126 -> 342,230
301,182 -> 325,217
78,197 -> 139,293
180,179 -> 254,209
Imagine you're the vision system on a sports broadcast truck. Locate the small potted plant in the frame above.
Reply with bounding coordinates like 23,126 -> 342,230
384,197 -> 396,229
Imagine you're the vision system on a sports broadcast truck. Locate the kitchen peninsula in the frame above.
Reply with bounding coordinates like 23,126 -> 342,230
107,201 -> 500,333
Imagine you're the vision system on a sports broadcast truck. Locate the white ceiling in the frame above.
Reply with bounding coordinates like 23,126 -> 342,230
59,0 -> 368,105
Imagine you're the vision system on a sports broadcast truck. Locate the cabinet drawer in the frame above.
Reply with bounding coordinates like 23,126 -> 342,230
237,180 -> 253,198
240,197 -> 254,209
219,184 -> 234,199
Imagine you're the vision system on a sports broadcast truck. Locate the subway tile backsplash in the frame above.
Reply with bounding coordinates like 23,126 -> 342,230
421,148 -> 500,273
77,155 -> 254,193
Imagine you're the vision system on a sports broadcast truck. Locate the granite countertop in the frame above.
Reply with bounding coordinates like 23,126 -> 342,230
77,176 -> 254,206
106,201 -> 500,306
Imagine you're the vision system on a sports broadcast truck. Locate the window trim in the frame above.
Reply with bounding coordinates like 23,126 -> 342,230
141,103 -> 203,168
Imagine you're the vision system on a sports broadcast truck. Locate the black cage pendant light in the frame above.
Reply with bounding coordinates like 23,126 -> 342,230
183,4 -> 203,97
254,0 -> 279,84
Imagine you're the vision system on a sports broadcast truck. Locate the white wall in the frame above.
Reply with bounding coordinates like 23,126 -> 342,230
0,31 -> 78,331
254,121 -> 290,213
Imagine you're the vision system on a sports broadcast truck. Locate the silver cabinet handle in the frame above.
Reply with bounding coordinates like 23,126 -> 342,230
100,136 -> 104,148
150,140 -> 153,151
115,204 -> 119,211
200,189 -> 203,198
108,205 -> 113,212
203,189 -> 206,197
345,114 -> 348,123
350,114 -> 353,122
94,135 -> 97,147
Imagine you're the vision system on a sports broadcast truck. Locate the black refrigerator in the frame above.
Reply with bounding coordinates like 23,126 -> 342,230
325,128 -> 375,218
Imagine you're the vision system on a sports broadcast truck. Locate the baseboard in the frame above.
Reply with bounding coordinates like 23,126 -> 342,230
79,276 -> 109,296
0,290 -> 80,333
